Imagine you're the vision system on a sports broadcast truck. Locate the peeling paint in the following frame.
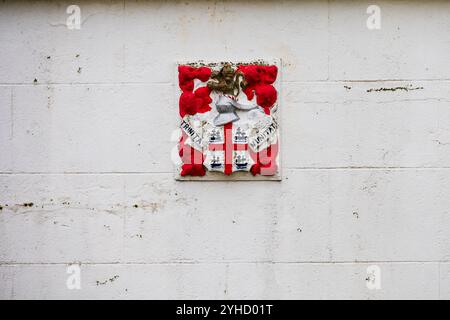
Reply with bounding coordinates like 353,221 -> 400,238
366,86 -> 424,93
96,275 -> 119,286
433,139 -> 450,146
132,201 -> 165,213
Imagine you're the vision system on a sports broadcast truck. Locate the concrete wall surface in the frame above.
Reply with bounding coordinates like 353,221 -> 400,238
1,0 -> 450,299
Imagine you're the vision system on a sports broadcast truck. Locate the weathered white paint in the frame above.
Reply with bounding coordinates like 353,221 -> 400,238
1,0 -> 450,299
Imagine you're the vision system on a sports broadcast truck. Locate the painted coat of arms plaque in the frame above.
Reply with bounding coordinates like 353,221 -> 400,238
175,60 -> 281,180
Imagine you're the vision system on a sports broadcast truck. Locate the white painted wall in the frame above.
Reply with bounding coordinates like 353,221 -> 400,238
1,0 -> 450,299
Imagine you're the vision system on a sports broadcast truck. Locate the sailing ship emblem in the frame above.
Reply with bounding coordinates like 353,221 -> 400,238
233,127 -> 248,143
234,153 -> 249,170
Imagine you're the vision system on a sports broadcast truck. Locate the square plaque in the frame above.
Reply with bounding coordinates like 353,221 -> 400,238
175,60 -> 281,181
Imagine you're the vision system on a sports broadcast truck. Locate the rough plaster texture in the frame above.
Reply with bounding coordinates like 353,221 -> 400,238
1,0 -> 450,299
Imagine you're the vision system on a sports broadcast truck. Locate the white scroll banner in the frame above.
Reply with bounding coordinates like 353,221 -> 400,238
248,118 -> 278,152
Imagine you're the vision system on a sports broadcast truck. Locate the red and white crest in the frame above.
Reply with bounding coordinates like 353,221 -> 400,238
176,60 -> 281,180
